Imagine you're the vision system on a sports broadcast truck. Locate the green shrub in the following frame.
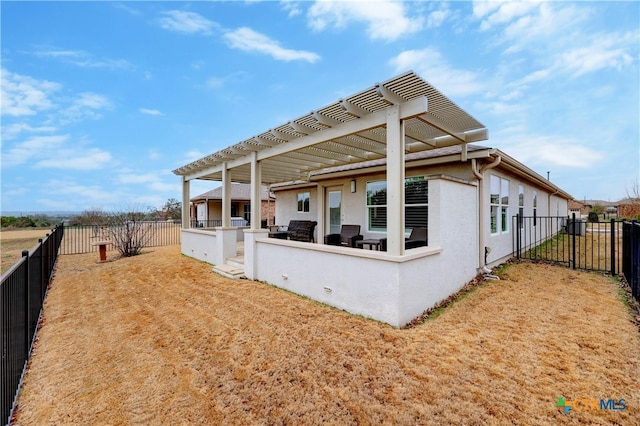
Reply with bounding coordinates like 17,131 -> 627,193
588,211 -> 599,223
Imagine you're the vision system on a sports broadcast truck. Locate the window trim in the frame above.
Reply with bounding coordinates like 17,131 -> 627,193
297,191 -> 310,213
365,176 -> 428,233
490,175 -> 510,235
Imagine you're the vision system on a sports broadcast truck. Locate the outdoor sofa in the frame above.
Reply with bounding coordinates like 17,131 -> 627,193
268,220 -> 317,243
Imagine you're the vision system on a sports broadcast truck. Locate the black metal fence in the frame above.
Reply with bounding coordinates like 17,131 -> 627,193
513,214 -> 623,274
1,223 -> 64,426
61,221 -> 181,255
622,221 -> 639,300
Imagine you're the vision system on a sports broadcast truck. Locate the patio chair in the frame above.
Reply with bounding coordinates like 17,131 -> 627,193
324,224 -> 363,248
379,227 -> 428,251
405,227 -> 428,249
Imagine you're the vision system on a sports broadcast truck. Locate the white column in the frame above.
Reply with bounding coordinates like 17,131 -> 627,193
316,184 -> 325,244
221,164 -> 231,228
386,105 -> 405,256
182,177 -> 190,229
250,152 -> 262,230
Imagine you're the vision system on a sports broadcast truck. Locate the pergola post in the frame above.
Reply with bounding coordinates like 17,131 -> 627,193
221,163 -> 231,228
250,152 -> 262,229
386,105 -> 405,256
182,177 -> 190,228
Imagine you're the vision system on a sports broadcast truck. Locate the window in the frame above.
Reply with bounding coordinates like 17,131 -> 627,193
297,192 -> 310,213
366,176 -> 428,232
518,185 -> 524,229
490,175 -> 509,234
243,203 -> 251,223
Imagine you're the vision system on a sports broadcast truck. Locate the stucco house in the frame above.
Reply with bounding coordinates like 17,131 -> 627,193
173,71 -> 572,327
191,183 -> 275,228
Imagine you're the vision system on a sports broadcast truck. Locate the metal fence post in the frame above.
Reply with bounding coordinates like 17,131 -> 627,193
610,218 -> 616,276
571,213 -> 576,270
516,214 -> 521,259
21,250 -> 30,356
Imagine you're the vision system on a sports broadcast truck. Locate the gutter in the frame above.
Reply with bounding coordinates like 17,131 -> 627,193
471,153 -> 501,276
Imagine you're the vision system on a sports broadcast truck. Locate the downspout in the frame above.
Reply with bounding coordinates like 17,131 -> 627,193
472,154 -> 501,276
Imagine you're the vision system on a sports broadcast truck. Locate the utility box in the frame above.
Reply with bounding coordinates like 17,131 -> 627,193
565,218 -> 586,236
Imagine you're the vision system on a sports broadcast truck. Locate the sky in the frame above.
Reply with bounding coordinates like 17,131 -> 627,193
1,1 -> 639,214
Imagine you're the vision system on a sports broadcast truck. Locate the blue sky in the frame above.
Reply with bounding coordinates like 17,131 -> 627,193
1,1 -> 638,214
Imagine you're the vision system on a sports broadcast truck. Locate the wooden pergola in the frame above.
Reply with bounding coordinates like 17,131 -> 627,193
173,71 -> 488,255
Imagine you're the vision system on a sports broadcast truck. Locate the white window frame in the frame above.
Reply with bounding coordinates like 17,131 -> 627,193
490,175 -> 510,235
518,185 -> 524,229
297,192 -> 310,213
365,176 -> 428,233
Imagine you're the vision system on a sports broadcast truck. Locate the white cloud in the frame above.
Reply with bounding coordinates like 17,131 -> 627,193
2,134 -> 112,170
501,137 -> 603,169
307,0 -> 423,41
1,123 -> 57,140
1,68 -> 60,116
32,47 -> 134,70
2,134 -> 69,167
34,148 -> 112,170
473,0 -> 541,31
557,31 -> 637,77
139,108 -> 163,116
158,10 -> 217,35
60,92 -> 111,124
427,8 -> 450,29
389,48 -> 484,98
224,27 -> 320,63
281,0 -> 303,18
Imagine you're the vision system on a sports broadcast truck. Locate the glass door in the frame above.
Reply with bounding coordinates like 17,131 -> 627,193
327,189 -> 342,235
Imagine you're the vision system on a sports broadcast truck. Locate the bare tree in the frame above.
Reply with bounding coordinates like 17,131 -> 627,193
107,209 -> 153,257
622,180 -> 640,219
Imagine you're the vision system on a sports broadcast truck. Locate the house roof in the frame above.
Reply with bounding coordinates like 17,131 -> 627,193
191,183 -> 274,202
173,71 -> 487,185
271,145 -> 573,200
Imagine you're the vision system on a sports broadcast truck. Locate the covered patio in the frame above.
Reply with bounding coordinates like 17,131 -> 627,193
173,71 -> 488,326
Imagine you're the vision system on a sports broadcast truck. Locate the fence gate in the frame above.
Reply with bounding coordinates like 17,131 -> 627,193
513,214 -> 625,274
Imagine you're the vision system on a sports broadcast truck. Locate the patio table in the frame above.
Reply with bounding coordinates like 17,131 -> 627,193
356,239 -> 381,251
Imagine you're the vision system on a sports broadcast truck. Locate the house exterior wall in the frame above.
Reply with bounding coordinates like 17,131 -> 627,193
250,176 -> 479,327
483,170 -> 569,266
274,186 -> 319,228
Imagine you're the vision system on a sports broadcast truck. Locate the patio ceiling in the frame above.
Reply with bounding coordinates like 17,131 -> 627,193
172,71 -> 488,184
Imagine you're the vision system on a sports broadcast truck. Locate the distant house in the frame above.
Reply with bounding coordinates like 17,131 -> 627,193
191,183 -> 275,227
618,198 -> 640,218
173,71 -> 572,327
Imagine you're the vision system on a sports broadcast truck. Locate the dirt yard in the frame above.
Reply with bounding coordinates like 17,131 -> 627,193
12,246 -> 640,425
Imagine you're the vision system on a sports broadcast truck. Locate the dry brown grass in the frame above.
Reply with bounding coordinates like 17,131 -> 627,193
13,246 -> 640,425
0,229 -> 51,274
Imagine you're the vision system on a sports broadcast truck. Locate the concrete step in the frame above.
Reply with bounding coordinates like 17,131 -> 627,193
213,263 -> 245,280
226,256 -> 244,269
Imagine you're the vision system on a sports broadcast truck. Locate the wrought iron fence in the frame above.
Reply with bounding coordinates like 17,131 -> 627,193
513,214 -> 623,275
622,220 -> 639,301
1,223 -> 64,426
60,221 -> 181,255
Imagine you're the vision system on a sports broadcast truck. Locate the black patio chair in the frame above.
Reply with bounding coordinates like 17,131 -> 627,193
379,227 -> 428,251
324,224 -> 363,248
